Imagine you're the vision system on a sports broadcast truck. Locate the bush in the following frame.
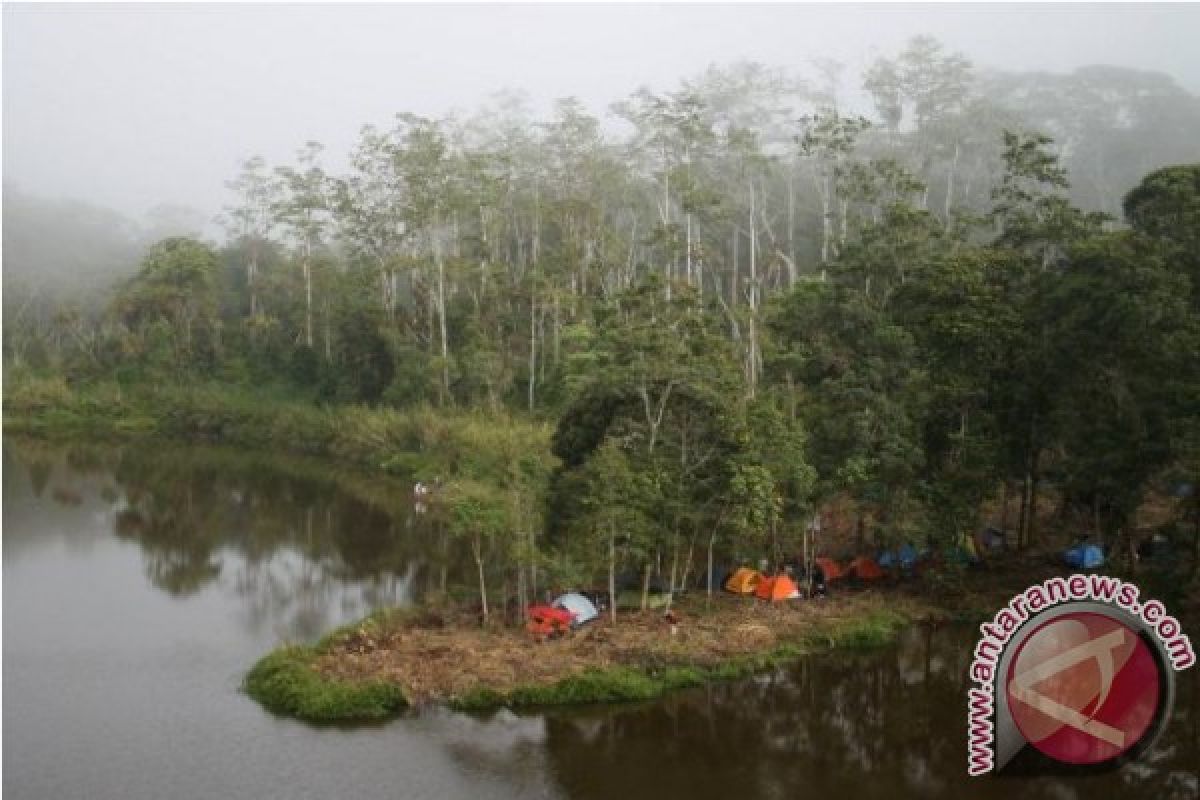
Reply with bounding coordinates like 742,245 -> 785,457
4,373 -> 74,413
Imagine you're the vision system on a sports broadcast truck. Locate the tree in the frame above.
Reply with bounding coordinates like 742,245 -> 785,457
1124,164 -> 1200,310
445,479 -> 511,623
1043,231 -> 1198,547
549,278 -> 746,600
274,142 -> 332,352
220,157 -> 279,318
766,281 -> 925,549
113,237 -> 221,372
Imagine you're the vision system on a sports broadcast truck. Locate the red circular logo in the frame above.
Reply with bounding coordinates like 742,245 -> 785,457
1006,611 -> 1162,765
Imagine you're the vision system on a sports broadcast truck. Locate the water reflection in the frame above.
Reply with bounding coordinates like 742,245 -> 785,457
529,624 -> 1197,800
3,440 -> 442,641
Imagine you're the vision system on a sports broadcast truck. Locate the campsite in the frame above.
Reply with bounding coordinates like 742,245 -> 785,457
246,522 -> 1157,720
5,4 -> 1200,799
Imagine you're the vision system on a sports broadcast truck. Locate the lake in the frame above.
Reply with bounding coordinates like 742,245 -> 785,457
3,441 -> 1197,799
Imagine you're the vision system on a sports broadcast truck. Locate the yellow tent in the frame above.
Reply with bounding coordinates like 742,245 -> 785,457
724,567 -> 763,595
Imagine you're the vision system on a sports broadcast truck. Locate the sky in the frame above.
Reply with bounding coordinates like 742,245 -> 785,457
4,2 -> 1200,229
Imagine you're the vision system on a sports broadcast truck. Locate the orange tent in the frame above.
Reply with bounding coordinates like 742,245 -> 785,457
724,567 -> 762,595
815,557 -> 846,582
754,574 -> 802,602
849,556 -> 885,580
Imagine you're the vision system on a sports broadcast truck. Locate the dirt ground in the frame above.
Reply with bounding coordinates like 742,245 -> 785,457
313,548 -> 1199,706
313,590 -> 932,705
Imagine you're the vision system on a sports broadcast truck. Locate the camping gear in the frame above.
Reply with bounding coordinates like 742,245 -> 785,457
1137,533 -> 1174,563
976,527 -> 1006,553
815,557 -> 846,582
1064,543 -> 1104,570
848,556 -> 885,581
949,532 -> 981,565
527,604 -> 574,640
754,574 -> 802,601
791,562 -> 828,596
553,592 -> 600,626
878,543 -> 920,575
724,567 -> 763,595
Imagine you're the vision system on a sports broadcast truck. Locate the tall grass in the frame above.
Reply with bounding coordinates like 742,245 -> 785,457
3,373 -> 555,481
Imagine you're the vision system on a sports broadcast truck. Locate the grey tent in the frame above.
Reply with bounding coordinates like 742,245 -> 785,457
552,592 -> 600,627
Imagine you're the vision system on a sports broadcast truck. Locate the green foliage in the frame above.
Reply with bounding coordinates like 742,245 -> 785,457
244,646 -> 406,722
1124,164 -> 1200,311
113,237 -> 222,374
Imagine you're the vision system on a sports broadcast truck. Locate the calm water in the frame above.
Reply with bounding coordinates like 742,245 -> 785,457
4,442 -> 1198,800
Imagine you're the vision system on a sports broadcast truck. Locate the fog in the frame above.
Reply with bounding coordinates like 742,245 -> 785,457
5,2 -> 1200,229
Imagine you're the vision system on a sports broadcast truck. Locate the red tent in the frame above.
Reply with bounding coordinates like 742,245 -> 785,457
849,556 -> 885,580
815,557 -> 847,582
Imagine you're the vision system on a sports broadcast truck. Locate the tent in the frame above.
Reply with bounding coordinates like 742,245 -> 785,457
527,604 -> 575,639
976,527 -> 1006,553
815,557 -> 847,582
755,574 -> 802,602
878,544 -> 919,571
949,532 -> 981,565
725,567 -> 763,595
553,592 -> 600,626
849,556 -> 885,581
1064,543 -> 1104,570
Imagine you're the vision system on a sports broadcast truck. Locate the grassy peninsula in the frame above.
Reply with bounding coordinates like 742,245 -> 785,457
244,592 -> 929,723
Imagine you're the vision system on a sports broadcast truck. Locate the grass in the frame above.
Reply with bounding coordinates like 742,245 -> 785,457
244,646 -> 407,723
3,373 -> 556,483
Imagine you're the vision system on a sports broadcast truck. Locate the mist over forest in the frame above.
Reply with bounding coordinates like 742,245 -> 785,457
5,30 -> 1200,326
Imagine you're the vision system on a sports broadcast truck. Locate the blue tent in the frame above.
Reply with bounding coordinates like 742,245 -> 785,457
1065,543 -> 1104,570
553,592 -> 600,626
878,543 -> 919,571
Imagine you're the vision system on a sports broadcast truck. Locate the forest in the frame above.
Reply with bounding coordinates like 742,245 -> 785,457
5,36 -> 1200,613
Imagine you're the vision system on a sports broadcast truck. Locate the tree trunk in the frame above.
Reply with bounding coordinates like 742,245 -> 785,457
706,531 -> 717,600
787,164 -> 797,286
474,534 -> 488,623
609,522 -> 618,624
747,182 -> 759,397
1022,472 -> 1032,554
303,237 -> 313,348
641,562 -> 652,612
436,231 -> 450,404
944,140 -> 961,222
1027,450 -> 1042,548
665,535 -> 679,613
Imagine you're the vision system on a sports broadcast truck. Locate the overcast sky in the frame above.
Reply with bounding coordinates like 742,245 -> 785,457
5,2 -> 1200,228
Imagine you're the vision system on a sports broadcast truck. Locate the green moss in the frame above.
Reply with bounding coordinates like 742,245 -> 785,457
243,646 -> 407,723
